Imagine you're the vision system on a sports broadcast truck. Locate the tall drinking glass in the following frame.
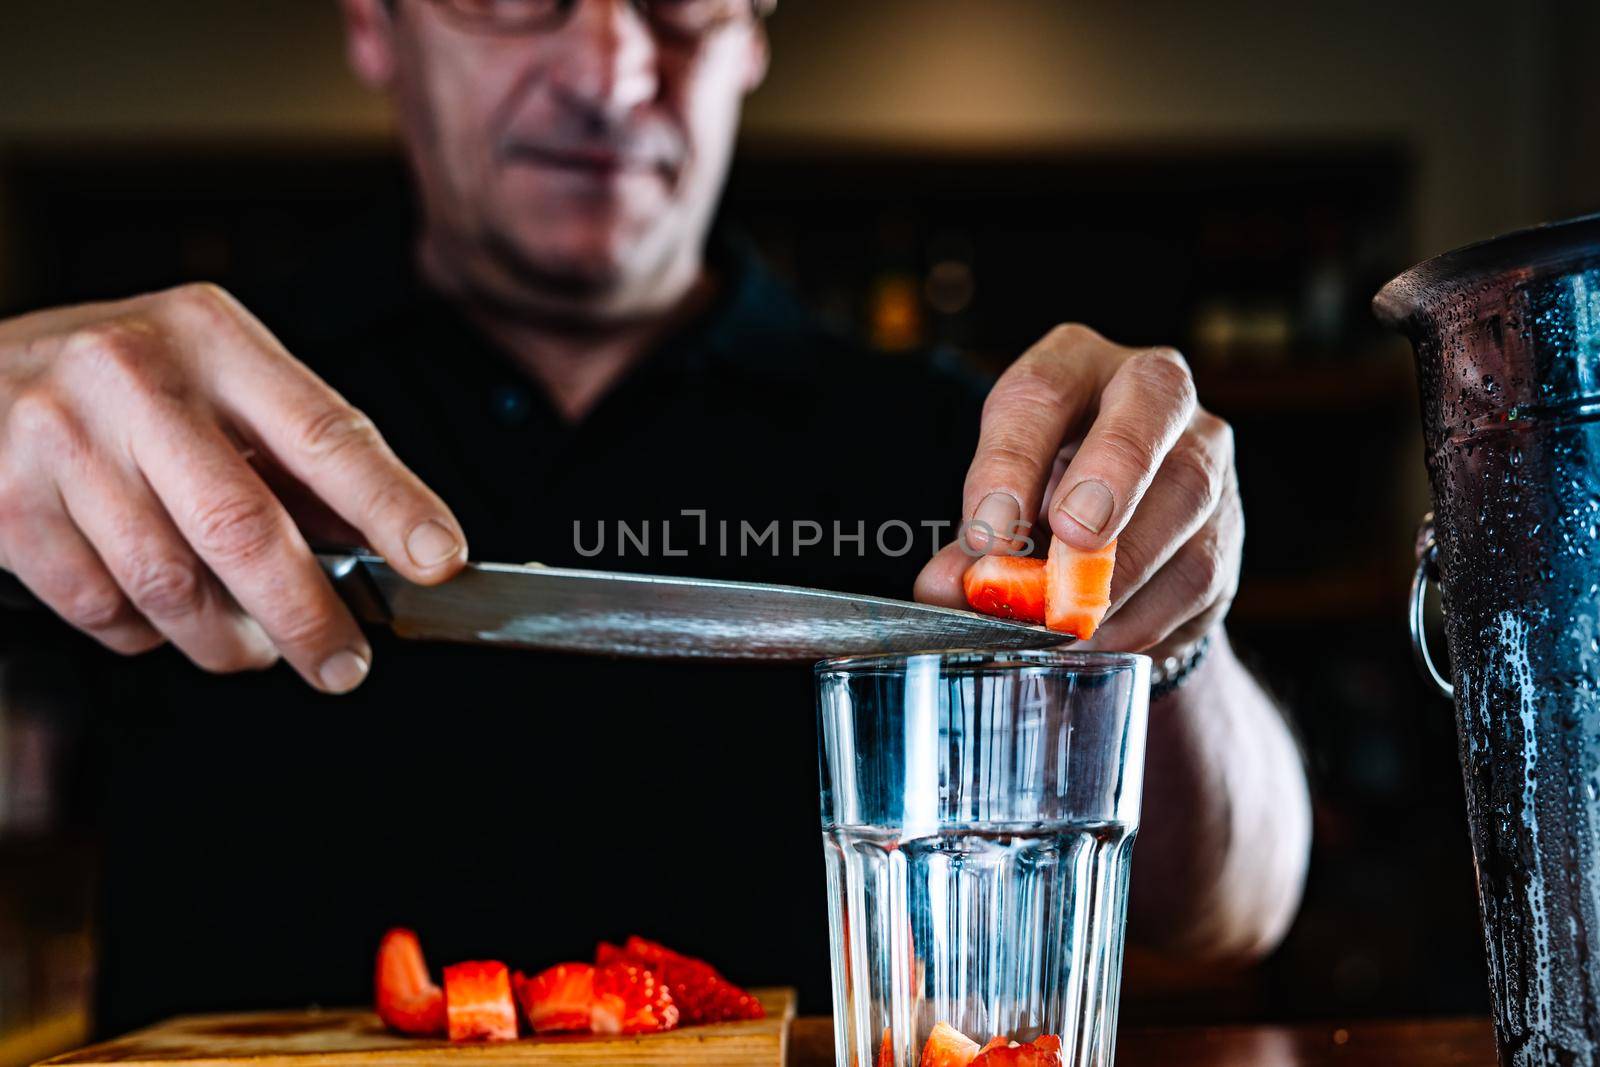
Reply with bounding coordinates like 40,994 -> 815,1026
816,650 -> 1149,1067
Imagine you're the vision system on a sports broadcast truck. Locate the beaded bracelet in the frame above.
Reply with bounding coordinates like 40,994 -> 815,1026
1150,633 -> 1213,701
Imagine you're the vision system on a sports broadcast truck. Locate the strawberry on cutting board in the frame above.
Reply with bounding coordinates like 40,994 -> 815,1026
373,928 -> 446,1037
443,960 -> 519,1042
597,937 -> 764,1025
589,960 -> 679,1034
513,963 -> 595,1034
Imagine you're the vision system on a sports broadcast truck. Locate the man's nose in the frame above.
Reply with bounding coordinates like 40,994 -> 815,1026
547,0 -> 659,118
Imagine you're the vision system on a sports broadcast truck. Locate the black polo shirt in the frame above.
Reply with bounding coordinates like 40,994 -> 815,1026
66,235 -> 988,1034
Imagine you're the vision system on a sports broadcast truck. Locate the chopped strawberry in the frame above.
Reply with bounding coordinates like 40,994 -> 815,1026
970,1034 -> 1063,1067
590,960 -> 679,1035
601,937 -> 764,1025
920,1021 -> 982,1067
443,960 -> 518,1042
879,1027 -> 894,1067
963,554 -> 1048,624
514,963 -> 595,1034
1044,536 -> 1116,638
619,935 -> 681,965
594,941 -> 629,967
374,928 -> 446,1037
657,956 -> 764,1025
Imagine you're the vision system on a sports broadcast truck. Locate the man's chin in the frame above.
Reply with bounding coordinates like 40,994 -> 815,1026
481,228 -> 632,298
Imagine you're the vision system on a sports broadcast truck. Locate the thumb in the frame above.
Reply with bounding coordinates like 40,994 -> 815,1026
914,539 -> 975,609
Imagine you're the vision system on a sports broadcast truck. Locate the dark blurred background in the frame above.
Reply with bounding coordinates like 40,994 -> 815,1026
4,0 -> 1600,1062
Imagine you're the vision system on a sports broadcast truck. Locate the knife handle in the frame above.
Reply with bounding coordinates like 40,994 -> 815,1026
317,552 -> 393,624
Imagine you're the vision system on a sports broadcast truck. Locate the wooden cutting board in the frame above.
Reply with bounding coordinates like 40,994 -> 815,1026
36,990 -> 795,1067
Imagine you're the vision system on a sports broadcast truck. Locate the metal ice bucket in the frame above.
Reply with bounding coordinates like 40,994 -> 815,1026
1377,213 -> 1600,1065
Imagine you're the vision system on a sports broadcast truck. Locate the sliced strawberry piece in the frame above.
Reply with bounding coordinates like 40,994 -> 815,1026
443,960 -> 518,1042
374,928 -> 446,1037
590,960 -> 679,1034
514,963 -> 595,1034
594,941 -> 630,967
878,1027 -> 894,1067
1044,536 -> 1116,638
970,1034 -> 1063,1067
920,1021 -> 982,1067
604,937 -> 764,1025
963,554 -> 1048,624
658,957 -> 764,1025
619,935 -> 681,965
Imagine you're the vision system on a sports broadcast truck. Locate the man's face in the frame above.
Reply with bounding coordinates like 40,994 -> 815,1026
345,0 -> 768,306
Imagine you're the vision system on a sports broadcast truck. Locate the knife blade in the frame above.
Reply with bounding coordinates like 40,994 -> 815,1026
319,552 -> 1068,662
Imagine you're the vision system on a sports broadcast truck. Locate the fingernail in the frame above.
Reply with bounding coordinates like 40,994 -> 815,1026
972,492 -> 1021,550
319,649 -> 370,694
406,520 -> 460,568
1061,481 -> 1115,534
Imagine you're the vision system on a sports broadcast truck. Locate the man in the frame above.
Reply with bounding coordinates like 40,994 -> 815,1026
0,0 -> 1310,1033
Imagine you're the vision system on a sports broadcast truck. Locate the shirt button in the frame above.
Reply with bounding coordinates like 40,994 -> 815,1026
491,384 -> 531,426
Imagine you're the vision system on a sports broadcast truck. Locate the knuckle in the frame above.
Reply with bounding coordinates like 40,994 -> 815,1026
1169,560 -> 1216,615
164,281 -> 240,325
358,478 -> 423,530
1109,533 -> 1156,587
123,554 -> 204,619
190,493 -> 284,564
8,389 -> 86,459
1095,424 -> 1161,477
61,319 -> 185,403
1194,409 -> 1233,448
1162,437 -> 1224,518
293,404 -> 382,464
267,601 -> 342,652
1175,528 -> 1229,607
1041,322 -> 1106,352
1193,409 -> 1237,466
63,319 -> 156,372
62,579 -> 127,631
1125,347 -> 1197,404
985,363 -> 1067,420
969,440 -> 1040,488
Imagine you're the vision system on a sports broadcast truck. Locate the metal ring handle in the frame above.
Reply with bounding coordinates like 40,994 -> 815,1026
1409,516 -> 1453,699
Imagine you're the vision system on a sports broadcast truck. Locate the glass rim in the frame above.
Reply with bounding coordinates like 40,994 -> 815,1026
814,647 -> 1149,675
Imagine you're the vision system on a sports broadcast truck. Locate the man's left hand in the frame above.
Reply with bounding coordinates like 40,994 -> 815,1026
915,324 -> 1241,657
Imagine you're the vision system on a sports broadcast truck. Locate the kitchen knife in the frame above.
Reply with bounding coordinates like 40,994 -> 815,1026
320,551 -> 1069,661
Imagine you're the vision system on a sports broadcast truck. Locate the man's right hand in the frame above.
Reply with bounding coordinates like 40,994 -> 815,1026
0,283 -> 468,692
